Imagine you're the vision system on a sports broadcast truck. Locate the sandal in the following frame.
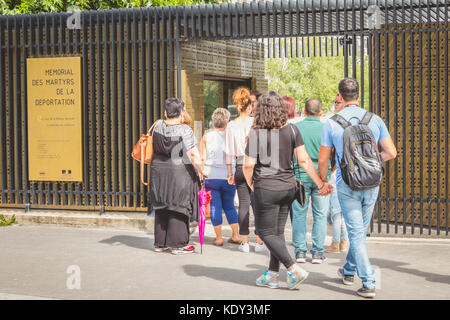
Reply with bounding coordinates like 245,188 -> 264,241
228,238 -> 241,244
213,239 -> 224,246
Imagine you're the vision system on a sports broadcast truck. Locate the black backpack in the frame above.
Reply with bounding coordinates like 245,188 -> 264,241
331,111 -> 384,191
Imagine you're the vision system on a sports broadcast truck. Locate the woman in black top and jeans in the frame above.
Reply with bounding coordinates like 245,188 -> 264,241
243,92 -> 332,289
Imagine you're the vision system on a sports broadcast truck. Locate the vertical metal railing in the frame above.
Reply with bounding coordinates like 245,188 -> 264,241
0,1 -> 447,236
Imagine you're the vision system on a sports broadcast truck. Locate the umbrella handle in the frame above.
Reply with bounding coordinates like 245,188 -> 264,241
200,177 -> 206,189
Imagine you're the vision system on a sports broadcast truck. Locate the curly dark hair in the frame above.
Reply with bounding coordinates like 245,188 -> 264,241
253,91 -> 288,129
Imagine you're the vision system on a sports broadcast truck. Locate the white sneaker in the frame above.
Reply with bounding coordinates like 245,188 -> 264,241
287,266 -> 309,290
238,242 -> 250,253
255,242 -> 266,253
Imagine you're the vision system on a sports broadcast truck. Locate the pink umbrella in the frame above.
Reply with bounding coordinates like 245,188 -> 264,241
198,187 -> 208,254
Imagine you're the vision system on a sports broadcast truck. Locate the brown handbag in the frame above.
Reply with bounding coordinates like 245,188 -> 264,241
131,120 -> 160,186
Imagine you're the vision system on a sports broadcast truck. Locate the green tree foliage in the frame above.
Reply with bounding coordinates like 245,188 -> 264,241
0,0 -> 228,14
265,38 -> 369,113
203,80 -> 219,130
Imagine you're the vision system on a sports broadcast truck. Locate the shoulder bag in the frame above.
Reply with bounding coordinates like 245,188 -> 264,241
289,124 -> 306,206
131,120 -> 160,186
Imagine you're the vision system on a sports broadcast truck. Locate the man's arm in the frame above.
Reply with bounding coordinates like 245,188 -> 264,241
318,146 -> 332,182
379,137 -> 397,162
376,117 -> 397,162
295,145 -> 331,195
318,120 -> 334,186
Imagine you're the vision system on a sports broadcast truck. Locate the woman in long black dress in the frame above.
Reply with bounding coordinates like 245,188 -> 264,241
148,98 -> 207,255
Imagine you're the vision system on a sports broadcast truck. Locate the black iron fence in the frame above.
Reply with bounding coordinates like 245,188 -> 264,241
0,0 -> 448,235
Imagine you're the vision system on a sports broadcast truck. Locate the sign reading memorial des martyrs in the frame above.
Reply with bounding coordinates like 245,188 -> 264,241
27,57 -> 83,182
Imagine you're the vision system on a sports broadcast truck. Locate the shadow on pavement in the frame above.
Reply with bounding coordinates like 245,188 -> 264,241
182,263 -> 266,288
329,257 -> 450,285
369,258 -> 450,285
98,234 -> 269,255
182,263 -> 358,296
191,235 -> 270,256
99,235 -> 154,251
306,271 -> 358,297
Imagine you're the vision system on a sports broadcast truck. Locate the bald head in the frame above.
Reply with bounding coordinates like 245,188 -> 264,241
304,98 -> 322,116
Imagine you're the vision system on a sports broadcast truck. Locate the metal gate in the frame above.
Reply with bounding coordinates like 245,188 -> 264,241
0,0 -> 448,235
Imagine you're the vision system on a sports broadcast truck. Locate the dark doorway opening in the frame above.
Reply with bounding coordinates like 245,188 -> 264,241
203,75 -> 252,130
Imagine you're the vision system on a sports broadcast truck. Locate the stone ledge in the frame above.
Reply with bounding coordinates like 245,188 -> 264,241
0,209 -> 153,231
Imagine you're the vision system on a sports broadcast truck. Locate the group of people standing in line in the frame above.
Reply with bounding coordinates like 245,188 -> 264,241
147,78 -> 397,298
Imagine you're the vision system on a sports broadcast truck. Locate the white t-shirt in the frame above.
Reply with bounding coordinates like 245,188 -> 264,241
224,116 -> 254,159
204,130 -> 235,179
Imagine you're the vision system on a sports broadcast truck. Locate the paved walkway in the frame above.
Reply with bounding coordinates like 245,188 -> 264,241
0,224 -> 449,300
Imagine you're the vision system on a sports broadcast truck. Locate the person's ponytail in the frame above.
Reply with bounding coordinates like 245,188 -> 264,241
232,87 -> 251,114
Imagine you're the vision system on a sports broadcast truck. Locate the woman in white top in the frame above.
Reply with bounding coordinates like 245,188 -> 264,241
225,87 -> 265,253
201,108 -> 240,246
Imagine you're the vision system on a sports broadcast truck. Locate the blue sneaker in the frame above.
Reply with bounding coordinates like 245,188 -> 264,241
287,266 -> 309,290
256,270 -> 279,289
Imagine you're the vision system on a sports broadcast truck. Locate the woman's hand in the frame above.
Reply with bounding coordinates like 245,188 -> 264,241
243,155 -> 256,191
182,109 -> 193,128
187,147 -> 209,179
226,154 -> 235,185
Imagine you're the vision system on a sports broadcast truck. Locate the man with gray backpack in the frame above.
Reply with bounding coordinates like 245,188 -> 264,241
318,78 -> 397,298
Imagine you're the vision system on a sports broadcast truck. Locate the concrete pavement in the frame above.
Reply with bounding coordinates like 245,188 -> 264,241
1,224 -> 449,300
2,208 -> 447,239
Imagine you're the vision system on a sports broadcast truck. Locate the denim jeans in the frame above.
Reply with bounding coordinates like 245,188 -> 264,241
205,179 -> 238,227
291,181 -> 329,254
327,187 -> 348,243
337,181 -> 379,289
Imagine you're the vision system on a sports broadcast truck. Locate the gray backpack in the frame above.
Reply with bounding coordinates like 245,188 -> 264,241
331,111 -> 384,191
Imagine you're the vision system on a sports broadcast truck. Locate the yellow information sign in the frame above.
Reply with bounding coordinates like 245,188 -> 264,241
27,57 -> 83,182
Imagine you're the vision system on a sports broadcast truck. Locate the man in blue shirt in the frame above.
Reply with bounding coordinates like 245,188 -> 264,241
318,78 -> 397,298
